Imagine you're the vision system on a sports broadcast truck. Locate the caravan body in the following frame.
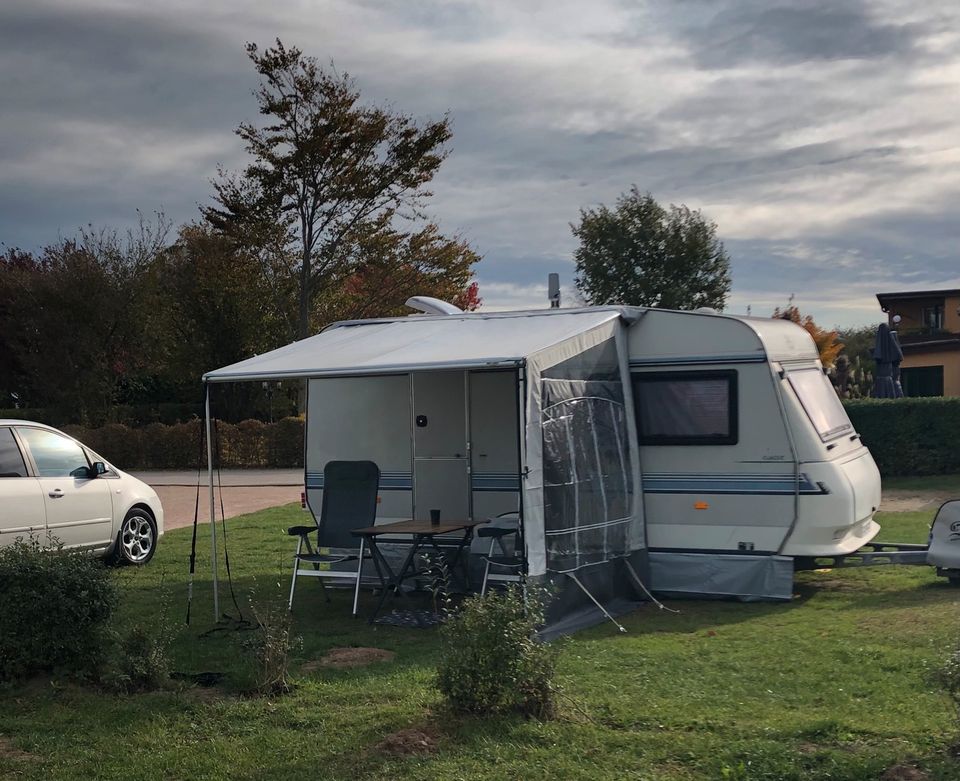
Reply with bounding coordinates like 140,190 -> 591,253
628,309 -> 880,592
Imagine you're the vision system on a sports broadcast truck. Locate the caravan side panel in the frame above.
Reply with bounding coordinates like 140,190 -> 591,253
629,311 -> 800,555
306,375 -> 412,523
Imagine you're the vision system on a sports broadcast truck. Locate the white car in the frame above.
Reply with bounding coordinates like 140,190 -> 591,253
0,421 -> 164,564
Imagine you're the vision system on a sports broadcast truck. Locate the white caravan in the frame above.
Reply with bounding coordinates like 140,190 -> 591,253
629,308 -> 880,560
204,305 -> 882,620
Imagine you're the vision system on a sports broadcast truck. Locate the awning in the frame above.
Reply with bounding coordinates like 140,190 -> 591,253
203,308 -> 632,382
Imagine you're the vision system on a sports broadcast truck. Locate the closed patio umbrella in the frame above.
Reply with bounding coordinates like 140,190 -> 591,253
872,322 -> 903,398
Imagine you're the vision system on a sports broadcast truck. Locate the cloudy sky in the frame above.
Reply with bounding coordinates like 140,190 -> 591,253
2,0 -> 958,327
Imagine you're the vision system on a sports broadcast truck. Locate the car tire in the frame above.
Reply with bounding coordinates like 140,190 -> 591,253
111,508 -> 158,566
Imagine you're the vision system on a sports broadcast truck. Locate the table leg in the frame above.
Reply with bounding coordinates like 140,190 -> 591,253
368,535 -> 422,623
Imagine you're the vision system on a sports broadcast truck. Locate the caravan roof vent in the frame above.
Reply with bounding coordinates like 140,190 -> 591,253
695,307 -> 718,314
405,296 -> 464,315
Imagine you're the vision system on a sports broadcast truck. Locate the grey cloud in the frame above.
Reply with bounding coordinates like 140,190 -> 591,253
692,3 -> 924,68
620,0 -> 932,68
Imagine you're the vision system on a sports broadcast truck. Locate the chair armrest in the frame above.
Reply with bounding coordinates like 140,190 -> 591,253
477,526 -> 516,539
287,525 -> 317,536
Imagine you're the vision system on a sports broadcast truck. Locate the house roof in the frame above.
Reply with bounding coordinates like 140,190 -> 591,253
876,288 -> 960,308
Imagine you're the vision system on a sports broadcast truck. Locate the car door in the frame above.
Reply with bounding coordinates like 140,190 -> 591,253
16,427 -> 113,549
0,427 -> 46,546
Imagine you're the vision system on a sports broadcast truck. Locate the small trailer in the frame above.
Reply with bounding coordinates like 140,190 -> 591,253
202,303 -> 955,632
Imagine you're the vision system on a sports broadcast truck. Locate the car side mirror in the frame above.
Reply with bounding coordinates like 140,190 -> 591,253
90,461 -> 108,478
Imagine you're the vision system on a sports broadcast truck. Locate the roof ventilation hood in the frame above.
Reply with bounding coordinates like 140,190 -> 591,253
405,296 -> 464,315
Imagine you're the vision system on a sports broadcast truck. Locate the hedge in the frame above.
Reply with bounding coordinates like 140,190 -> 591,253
61,417 -> 305,470
843,398 -> 960,477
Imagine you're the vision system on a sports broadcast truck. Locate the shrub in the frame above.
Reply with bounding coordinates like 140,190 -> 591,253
244,596 -> 301,697
100,623 -> 174,694
0,540 -> 117,682
436,586 -> 557,718
844,397 -> 960,476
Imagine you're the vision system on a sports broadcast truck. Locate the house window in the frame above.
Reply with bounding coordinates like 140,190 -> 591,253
632,370 -> 738,445
921,304 -> 944,330
901,365 -> 944,397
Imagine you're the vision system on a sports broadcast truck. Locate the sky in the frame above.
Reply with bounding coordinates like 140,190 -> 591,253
1,0 -> 958,328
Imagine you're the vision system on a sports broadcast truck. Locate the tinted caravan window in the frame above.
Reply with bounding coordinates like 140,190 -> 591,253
0,428 -> 28,477
787,368 -> 852,441
632,370 -> 738,445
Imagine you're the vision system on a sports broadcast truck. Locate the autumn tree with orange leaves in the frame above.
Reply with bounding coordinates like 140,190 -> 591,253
772,305 -> 843,367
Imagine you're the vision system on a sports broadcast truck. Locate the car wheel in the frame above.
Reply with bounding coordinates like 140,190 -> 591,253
112,508 -> 157,565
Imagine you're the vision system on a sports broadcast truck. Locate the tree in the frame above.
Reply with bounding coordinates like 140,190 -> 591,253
318,221 -> 482,322
572,187 -> 731,310
772,306 -> 843,368
0,217 -> 170,424
151,224 -> 295,419
203,39 -> 454,340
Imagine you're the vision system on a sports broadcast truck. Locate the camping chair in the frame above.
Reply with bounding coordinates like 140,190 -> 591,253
287,460 -> 380,616
478,512 -> 524,596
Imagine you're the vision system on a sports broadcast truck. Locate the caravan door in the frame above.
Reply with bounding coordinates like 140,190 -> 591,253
412,372 -> 470,522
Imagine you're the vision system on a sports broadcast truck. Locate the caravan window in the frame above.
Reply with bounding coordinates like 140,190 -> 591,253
787,368 -> 852,441
632,370 -> 738,445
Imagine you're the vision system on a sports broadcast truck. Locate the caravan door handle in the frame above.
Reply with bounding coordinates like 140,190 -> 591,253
48,489 -> 64,499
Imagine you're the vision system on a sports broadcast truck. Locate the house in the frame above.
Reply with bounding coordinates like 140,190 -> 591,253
876,288 -> 960,396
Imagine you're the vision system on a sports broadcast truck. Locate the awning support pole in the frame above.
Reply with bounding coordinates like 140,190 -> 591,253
205,384 -> 220,621
567,572 -> 626,633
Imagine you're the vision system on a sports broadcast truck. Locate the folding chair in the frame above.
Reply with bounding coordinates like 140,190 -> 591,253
478,512 -> 524,596
287,460 -> 379,616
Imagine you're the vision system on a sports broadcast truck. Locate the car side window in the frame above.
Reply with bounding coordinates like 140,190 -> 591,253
17,428 -> 90,478
0,428 -> 28,477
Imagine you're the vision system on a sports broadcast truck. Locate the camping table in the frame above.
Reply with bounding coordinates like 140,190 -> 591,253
350,519 -> 485,622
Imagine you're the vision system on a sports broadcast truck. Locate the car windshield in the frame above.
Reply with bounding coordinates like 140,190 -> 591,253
787,368 -> 852,441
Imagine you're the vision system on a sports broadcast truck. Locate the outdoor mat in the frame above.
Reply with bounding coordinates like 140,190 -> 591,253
373,608 -> 445,629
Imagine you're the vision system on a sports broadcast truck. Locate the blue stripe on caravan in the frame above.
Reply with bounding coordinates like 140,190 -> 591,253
642,473 -> 825,495
471,473 -> 521,492
305,471 -> 412,490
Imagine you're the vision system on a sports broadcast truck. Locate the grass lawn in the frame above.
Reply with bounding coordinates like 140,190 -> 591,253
1,504 -> 958,781
883,474 -> 960,495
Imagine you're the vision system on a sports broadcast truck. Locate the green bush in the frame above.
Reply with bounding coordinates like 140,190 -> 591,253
844,398 -> 960,476
0,540 -> 117,682
101,624 -> 174,694
244,596 -> 301,697
437,586 -> 557,718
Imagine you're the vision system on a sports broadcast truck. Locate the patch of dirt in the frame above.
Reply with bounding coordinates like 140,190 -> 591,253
376,727 -> 439,757
880,763 -> 928,781
180,685 -> 228,704
880,490 -> 948,513
0,736 -> 40,762
302,647 -> 395,671
807,577 -> 862,592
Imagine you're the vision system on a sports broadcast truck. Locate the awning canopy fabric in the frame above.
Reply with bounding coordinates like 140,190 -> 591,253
203,309 -> 630,383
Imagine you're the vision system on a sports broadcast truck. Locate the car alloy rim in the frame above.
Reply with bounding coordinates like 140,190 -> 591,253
121,514 -> 154,562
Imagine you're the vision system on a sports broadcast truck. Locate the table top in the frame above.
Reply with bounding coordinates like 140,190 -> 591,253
350,518 -> 486,537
